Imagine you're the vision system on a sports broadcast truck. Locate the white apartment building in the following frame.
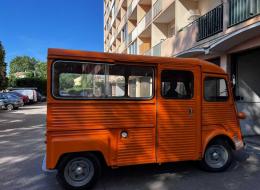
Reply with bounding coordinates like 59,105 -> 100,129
104,0 -> 260,136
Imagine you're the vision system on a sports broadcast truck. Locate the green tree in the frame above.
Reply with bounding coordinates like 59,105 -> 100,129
34,62 -> 47,79
10,56 -> 37,74
0,41 -> 7,90
59,74 -> 76,90
8,55 -> 47,94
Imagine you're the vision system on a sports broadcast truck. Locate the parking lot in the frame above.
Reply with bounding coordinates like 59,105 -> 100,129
0,104 -> 260,190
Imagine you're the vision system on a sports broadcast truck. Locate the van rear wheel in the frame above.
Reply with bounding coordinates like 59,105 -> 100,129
201,140 -> 232,172
57,153 -> 101,190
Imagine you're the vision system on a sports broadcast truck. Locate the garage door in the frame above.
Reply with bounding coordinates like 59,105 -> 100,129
232,48 -> 260,136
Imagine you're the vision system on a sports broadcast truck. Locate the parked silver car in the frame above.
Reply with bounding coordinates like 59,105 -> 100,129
0,100 -> 4,110
0,93 -> 24,111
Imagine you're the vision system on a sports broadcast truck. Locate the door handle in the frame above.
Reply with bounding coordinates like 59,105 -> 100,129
188,108 -> 193,117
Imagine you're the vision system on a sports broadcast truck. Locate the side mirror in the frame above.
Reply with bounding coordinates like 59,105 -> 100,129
237,112 -> 246,120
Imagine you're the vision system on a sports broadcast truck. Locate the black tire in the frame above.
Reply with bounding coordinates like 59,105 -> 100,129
6,104 -> 14,111
57,153 -> 101,190
200,139 -> 233,172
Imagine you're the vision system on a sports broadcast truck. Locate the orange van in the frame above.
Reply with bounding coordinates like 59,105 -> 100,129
43,48 -> 245,189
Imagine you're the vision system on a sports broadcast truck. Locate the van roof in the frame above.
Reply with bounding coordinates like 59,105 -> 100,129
48,48 -> 225,74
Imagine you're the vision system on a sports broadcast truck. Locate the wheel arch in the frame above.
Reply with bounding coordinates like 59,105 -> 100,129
202,133 -> 235,157
55,151 -> 107,170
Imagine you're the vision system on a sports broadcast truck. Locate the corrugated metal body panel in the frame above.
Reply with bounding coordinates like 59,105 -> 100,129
47,102 -> 156,131
157,100 -> 198,162
202,102 -> 241,134
117,128 -> 156,166
47,101 -> 156,167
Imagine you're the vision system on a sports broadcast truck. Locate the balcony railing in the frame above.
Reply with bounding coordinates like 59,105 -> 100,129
197,4 -> 223,41
144,49 -> 152,56
128,0 -> 139,18
145,9 -> 153,27
143,41 -> 163,56
153,0 -> 162,18
132,27 -> 138,41
127,32 -> 133,44
152,41 -> 163,56
229,0 -> 260,26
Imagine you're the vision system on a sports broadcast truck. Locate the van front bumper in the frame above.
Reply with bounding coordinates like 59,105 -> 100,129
42,154 -> 56,173
234,138 -> 245,150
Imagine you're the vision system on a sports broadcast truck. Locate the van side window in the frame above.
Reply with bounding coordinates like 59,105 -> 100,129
56,62 -> 106,98
161,70 -> 194,99
128,67 -> 153,98
53,61 -> 154,99
204,77 -> 229,101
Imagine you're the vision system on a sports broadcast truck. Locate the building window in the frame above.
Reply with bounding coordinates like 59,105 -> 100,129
53,61 -> 154,100
204,77 -> 229,102
128,41 -> 137,54
161,70 -> 194,99
122,24 -> 127,42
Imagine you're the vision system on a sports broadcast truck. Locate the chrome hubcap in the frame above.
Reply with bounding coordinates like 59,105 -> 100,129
75,166 -> 83,175
205,145 -> 229,169
212,152 -> 219,159
64,157 -> 94,187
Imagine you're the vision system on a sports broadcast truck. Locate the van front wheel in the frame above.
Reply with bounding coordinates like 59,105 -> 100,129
57,153 -> 101,190
201,140 -> 232,172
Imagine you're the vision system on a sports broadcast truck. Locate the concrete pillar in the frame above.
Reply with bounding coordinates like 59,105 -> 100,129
220,54 -> 228,72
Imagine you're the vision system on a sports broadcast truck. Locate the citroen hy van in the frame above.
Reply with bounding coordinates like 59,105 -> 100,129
43,48 -> 245,189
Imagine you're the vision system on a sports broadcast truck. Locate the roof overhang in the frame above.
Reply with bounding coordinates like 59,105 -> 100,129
175,48 -> 206,58
209,22 -> 260,52
175,22 -> 260,58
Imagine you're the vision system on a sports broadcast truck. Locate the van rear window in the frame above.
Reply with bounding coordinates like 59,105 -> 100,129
52,61 -> 154,100
204,77 -> 229,101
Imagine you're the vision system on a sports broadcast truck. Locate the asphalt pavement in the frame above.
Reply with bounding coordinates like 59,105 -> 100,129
0,103 -> 260,190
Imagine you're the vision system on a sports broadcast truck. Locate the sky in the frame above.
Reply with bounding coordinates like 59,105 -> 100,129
0,0 -> 104,73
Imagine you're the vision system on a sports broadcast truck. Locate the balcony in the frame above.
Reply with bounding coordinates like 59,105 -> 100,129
153,0 -> 162,19
118,40 -> 127,53
229,0 -> 260,26
172,0 -> 260,57
117,13 -> 127,32
128,0 -> 139,18
197,4 -> 223,41
144,40 -> 163,56
127,32 -> 133,44
136,8 -> 152,38
144,49 -> 152,56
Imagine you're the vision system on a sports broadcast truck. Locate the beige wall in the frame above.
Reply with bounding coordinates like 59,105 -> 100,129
152,23 -> 168,46
137,4 -> 150,23
198,0 -> 222,15
139,37 -> 151,54
175,0 -> 198,32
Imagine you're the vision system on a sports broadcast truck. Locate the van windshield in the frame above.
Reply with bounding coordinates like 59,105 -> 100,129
204,77 -> 229,101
